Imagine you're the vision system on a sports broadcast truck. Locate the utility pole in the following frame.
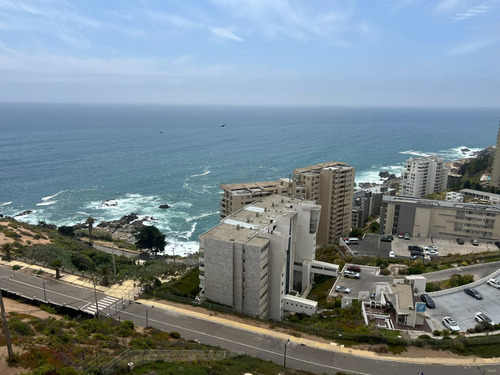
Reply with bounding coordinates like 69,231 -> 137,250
93,276 -> 100,319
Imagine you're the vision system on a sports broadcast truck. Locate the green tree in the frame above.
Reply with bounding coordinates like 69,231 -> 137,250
134,226 -> 167,255
58,225 -> 75,237
99,264 -> 111,286
51,258 -> 63,279
85,217 -> 95,240
349,227 -> 363,237
1,242 -> 14,261
369,221 -> 380,233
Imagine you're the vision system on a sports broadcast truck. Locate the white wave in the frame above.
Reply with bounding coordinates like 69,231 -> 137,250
162,240 -> 199,257
42,190 -> 66,201
437,146 -> 484,160
186,211 -> 219,222
0,201 -> 12,206
399,150 -> 432,157
189,168 -> 211,179
36,201 -> 57,206
178,223 -> 197,240
76,211 -> 89,216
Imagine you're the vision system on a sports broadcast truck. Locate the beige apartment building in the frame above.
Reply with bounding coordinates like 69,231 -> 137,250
219,162 -> 355,248
401,156 -> 448,198
491,123 -> 500,188
380,196 -> 500,241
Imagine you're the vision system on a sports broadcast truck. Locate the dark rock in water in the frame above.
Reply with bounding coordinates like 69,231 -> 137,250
159,204 -> 170,209
387,174 -> 396,180
15,210 -> 33,217
461,148 -> 470,153
93,213 -> 153,243
102,199 -> 118,207
379,171 -> 390,178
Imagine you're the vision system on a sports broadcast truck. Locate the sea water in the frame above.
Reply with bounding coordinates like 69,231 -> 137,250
0,103 -> 498,255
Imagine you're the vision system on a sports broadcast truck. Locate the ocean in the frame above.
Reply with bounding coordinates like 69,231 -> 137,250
1,103 -> 498,256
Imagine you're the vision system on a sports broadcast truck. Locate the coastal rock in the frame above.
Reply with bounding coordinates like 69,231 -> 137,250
379,171 -> 390,178
102,199 -> 118,207
94,213 -> 154,243
159,204 -> 170,209
15,210 -> 33,217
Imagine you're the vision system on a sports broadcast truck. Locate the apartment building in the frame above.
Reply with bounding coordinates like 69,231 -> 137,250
380,196 -> 500,241
199,194 -> 330,321
491,123 -> 500,188
219,161 -> 355,248
352,185 -> 396,228
401,156 -> 448,198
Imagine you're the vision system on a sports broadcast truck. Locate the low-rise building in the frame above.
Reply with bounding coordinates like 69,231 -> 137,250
460,189 -> 500,204
380,195 -> 500,241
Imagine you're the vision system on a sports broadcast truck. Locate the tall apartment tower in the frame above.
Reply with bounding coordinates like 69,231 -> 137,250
293,162 -> 355,247
491,123 -> 500,188
199,195 -> 321,321
219,161 -> 355,248
400,156 -> 448,198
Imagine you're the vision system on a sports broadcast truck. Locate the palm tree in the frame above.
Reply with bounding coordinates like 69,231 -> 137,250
99,265 -> 110,286
1,243 -> 13,261
85,217 -> 95,241
51,259 -> 63,279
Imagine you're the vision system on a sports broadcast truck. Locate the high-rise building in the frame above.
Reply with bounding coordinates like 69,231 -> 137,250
400,156 -> 448,198
199,195 -> 331,321
491,124 -> 500,188
219,162 -> 355,247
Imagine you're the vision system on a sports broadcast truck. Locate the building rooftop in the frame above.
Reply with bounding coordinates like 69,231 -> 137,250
383,195 -> 500,212
202,194 -> 318,244
293,161 -> 351,174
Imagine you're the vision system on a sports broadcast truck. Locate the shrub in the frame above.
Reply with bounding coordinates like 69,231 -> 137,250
9,318 -> 34,336
12,264 -> 21,271
380,268 -> 391,276
170,331 -> 181,339
418,334 -> 431,340
433,330 -> 441,336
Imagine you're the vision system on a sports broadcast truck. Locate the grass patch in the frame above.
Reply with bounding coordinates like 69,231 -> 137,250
157,267 -> 200,298
307,274 -> 336,308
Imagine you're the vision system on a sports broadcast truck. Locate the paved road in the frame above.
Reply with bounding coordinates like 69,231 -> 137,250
92,243 -> 138,259
424,261 -> 500,283
1,265 -> 499,374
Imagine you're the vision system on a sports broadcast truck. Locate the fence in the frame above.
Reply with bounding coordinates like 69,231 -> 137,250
75,349 -> 239,374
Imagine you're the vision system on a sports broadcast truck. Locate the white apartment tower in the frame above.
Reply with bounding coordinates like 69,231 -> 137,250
401,156 -> 448,198
199,195 -> 322,321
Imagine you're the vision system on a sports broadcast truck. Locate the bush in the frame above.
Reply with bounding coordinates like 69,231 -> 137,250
12,264 -> 21,271
170,331 -> 181,339
380,268 -> 391,276
9,318 -> 34,336
433,330 -> 441,336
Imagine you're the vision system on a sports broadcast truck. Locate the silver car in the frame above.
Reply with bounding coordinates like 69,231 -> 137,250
487,278 -> 500,289
442,317 -> 461,332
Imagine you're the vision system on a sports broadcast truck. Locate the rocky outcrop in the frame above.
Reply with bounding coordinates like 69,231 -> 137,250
95,213 -> 156,243
15,210 -> 33,217
159,204 -> 170,209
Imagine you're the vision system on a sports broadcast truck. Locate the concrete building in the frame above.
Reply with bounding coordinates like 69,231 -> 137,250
400,156 -> 448,198
380,196 -> 500,241
352,186 -> 396,228
219,161 -> 355,248
460,189 -> 500,204
491,124 -> 500,188
199,194 -> 338,321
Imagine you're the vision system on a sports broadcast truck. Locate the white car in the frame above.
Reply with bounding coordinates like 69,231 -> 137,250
425,249 -> 439,256
475,312 -> 494,325
442,317 -> 460,332
487,278 -> 500,289
344,270 -> 360,279
389,251 -> 395,258
335,285 -> 351,294
425,245 -> 438,251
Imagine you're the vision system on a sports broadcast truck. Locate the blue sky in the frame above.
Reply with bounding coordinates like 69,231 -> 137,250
0,0 -> 499,107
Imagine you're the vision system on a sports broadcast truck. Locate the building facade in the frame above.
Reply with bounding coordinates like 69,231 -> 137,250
219,162 -> 355,248
490,123 -> 500,188
199,195 -> 322,321
380,196 -> 500,241
400,156 -> 448,198
352,185 -> 396,228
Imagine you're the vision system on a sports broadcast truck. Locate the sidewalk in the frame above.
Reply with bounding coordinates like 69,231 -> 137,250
0,258 -> 138,300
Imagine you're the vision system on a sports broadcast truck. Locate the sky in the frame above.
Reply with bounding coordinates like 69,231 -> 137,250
0,0 -> 499,107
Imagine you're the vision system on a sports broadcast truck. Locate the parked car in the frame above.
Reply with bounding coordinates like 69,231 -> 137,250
344,237 -> 359,245
442,317 -> 461,332
389,251 -> 395,258
487,278 -> 500,289
464,287 -> 483,300
425,245 -> 438,251
420,294 -> 435,308
408,245 -> 424,252
411,254 -> 424,260
475,312 -> 494,325
344,270 -> 361,279
471,239 -> 479,246
425,249 -> 439,256
404,232 -> 410,240
411,250 -> 425,257
346,265 -> 361,272
397,233 -> 404,238
335,285 -> 351,294
380,235 -> 393,242
456,238 -> 464,245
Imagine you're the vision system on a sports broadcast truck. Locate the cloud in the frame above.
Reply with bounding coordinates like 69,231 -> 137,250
448,38 -> 496,54
209,26 -> 244,41
453,3 -> 494,21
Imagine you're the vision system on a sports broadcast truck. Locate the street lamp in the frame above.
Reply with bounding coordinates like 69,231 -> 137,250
283,338 -> 291,368
42,280 -> 47,301
145,305 -> 154,327
92,275 -> 100,319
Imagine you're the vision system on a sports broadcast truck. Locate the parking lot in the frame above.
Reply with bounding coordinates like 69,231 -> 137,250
330,264 -> 392,297
347,234 -> 500,259
427,282 -> 500,331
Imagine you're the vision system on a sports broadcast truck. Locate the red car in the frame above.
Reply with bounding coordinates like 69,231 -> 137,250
346,265 -> 361,273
